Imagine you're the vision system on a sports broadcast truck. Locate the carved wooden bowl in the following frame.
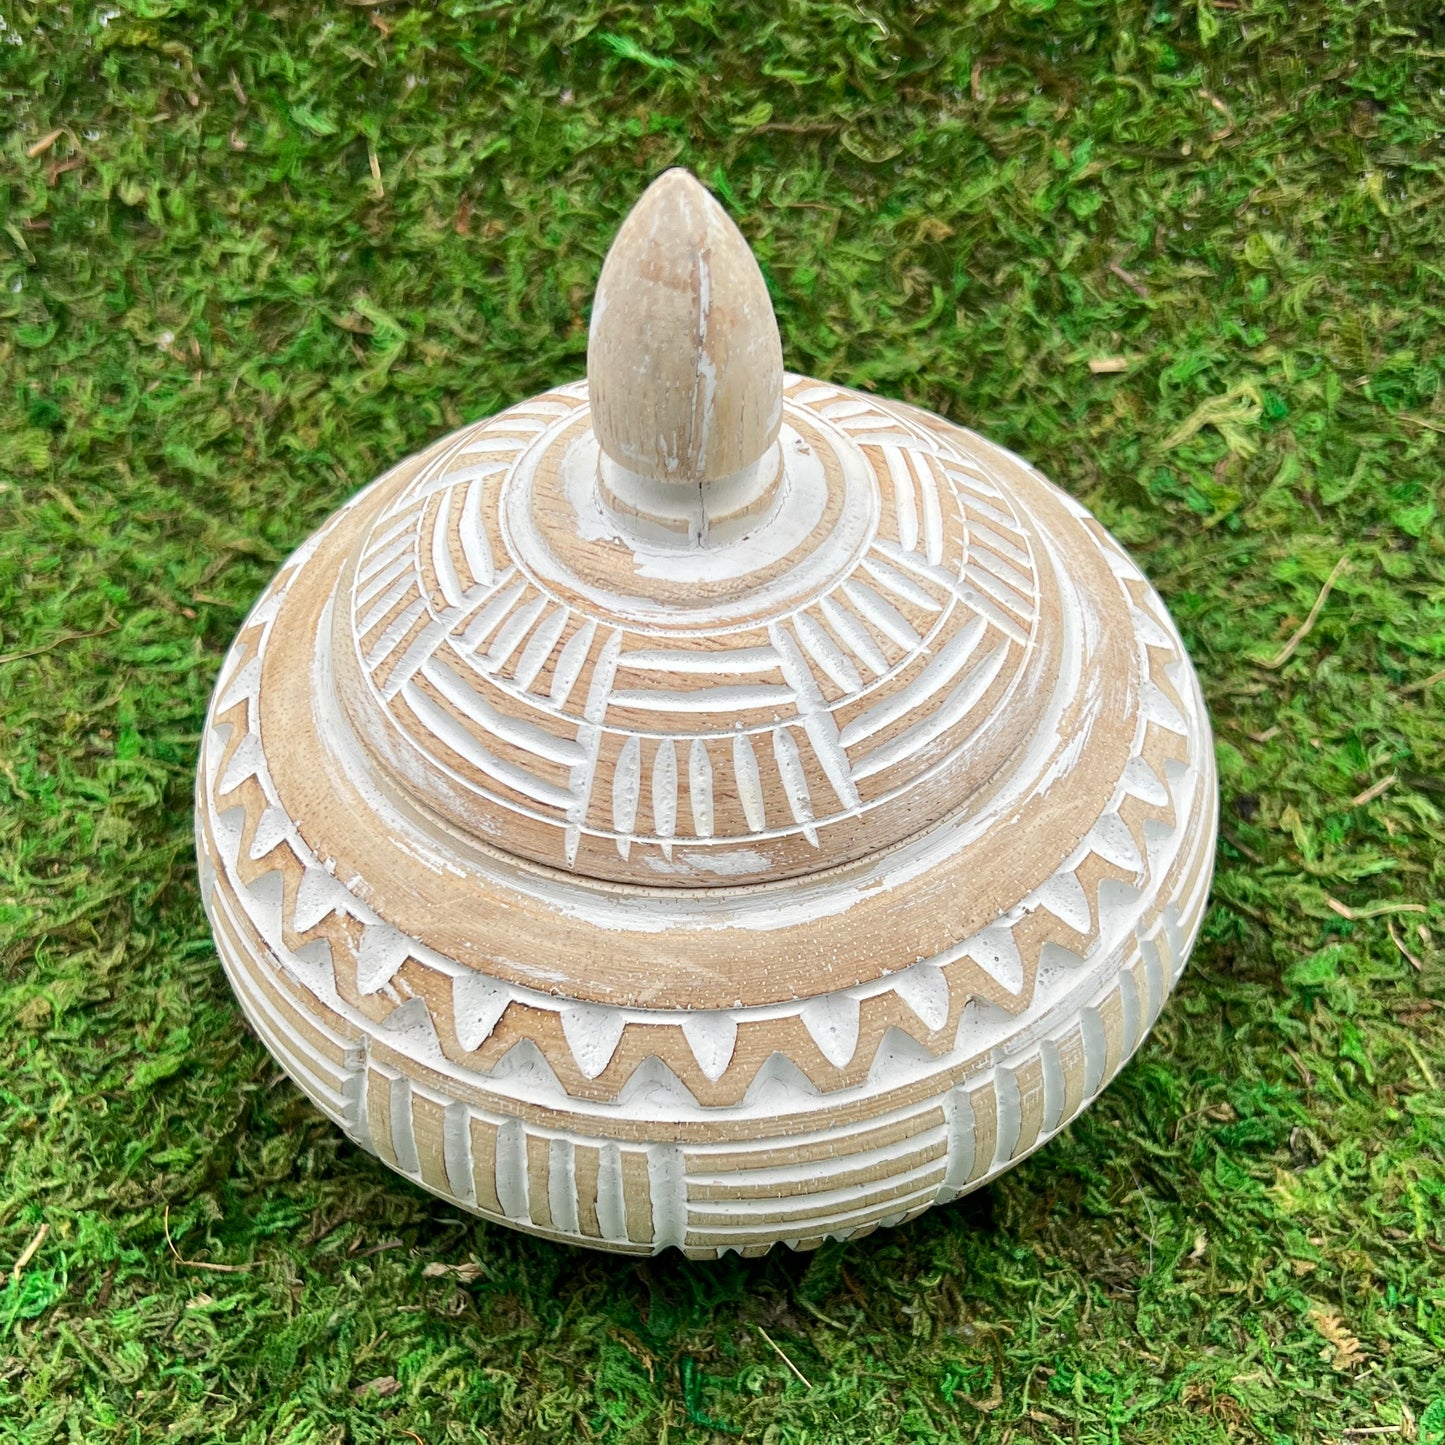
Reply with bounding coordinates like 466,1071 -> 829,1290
196,171 -> 1217,1256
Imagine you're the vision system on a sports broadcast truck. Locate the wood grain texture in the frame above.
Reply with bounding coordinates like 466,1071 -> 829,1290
195,172 -> 1219,1254
588,168 -> 783,521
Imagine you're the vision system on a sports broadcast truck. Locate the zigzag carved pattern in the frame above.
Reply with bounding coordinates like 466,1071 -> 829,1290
203,818 -> 1215,1256
201,514 -> 1204,1109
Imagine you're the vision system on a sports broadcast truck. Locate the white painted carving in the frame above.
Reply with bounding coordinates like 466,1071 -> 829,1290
196,169 -> 1218,1258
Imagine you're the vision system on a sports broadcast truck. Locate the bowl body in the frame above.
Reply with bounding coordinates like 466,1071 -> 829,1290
196,377 -> 1216,1256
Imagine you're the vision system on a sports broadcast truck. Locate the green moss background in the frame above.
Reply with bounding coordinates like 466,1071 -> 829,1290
1,1 -> 1443,1439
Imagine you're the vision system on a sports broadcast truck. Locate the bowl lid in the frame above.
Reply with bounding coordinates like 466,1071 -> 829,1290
334,170 -> 1065,890
200,171 -> 1213,1102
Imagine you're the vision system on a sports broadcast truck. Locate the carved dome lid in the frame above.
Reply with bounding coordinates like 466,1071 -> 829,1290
336,382 -> 1067,892
331,172 -> 1064,891
200,169 -> 1214,1067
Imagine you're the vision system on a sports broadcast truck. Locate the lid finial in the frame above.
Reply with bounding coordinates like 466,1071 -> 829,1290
587,169 -> 785,542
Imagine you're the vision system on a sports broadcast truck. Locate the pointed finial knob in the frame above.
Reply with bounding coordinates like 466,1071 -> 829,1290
588,170 -> 785,540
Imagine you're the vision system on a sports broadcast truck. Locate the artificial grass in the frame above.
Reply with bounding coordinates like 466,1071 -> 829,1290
1,0 -> 1443,1439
